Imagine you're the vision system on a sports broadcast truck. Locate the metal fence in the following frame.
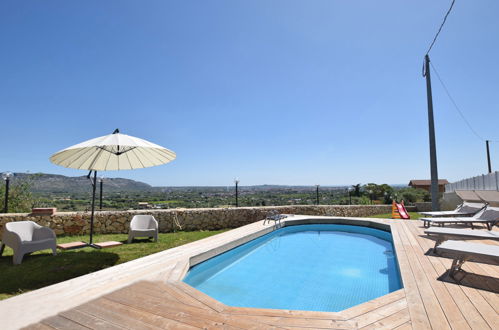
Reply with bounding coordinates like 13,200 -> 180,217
445,171 -> 499,192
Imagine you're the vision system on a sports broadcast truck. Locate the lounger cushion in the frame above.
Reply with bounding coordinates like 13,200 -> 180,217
425,227 -> 499,239
438,240 -> 499,260
478,206 -> 499,221
459,202 -> 486,214
420,210 -> 469,217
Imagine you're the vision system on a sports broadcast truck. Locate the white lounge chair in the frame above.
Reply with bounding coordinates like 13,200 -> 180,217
420,205 -> 499,230
419,201 -> 485,218
127,215 -> 158,243
424,227 -> 499,250
0,221 -> 57,265
437,240 -> 499,280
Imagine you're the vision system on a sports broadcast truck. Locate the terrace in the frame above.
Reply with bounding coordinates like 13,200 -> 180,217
1,214 -> 497,329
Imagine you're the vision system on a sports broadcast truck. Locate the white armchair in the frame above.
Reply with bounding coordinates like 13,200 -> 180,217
0,221 -> 57,265
127,215 -> 158,243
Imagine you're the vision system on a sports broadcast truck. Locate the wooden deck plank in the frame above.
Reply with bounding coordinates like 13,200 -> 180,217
340,289 -> 405,319
236,314 -> 356,329
390,222 -> 432,329
393,321 -> 412,330
172,281 -> 228,313
459,285 -> 499,329
463,261 -> 499,312
350,298 -> 407,328
395,221 -> 451,329
147,281 -> 210,310
79,298 -> 199,330
412,223 -> 492,327
401,221 -> 471,329
23,324 -> 56,330
226,306 -> 343,320
75,299 -> 165,330
40,316 -> 90,330
130,281 -> 207,310
408,221 -> 495,329
360,308 -> 411,330
104,286 -> 273,329
58,310 -> 124,330
103,289 -> 232,329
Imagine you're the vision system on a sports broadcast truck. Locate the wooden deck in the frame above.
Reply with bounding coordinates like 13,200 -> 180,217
16,218 -> 499,329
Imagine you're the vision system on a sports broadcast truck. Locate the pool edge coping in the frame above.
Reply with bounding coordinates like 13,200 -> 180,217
174,216 -> 405,319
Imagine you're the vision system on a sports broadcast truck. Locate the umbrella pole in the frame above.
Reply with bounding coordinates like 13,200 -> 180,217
89,170 -> 97,246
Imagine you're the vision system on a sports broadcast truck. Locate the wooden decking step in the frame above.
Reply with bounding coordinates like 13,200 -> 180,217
57,241 -> 87,250
94,241 -> 123,248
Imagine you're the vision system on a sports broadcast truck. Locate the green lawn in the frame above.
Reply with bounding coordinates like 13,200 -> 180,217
0,230 -> 226,301
367,212 -> 423,220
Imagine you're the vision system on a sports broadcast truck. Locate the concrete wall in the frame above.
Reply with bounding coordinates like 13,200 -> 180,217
440,192 -> 463,211
0,205 -> 394,236
446,171 -> 499,192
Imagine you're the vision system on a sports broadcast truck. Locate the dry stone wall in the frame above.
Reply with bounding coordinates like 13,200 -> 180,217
0,205 -> 393,236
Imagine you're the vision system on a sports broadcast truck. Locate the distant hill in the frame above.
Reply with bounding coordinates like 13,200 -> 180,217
11,173 -> 152,194
8,172 -> 406,194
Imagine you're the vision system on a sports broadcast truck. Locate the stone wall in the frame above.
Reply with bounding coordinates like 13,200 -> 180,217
0,205 -> 393,236
414,202 -> 432,212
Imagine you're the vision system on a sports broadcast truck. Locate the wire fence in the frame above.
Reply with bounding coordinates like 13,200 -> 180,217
446,172 -> 499,192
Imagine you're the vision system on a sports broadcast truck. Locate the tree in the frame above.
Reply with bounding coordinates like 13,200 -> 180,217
394,187 -> 430,203
0,176 -> 35,213
351,184 -> 361,197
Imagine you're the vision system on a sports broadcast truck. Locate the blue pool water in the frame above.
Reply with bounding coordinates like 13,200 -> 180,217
184,224 -> 402,312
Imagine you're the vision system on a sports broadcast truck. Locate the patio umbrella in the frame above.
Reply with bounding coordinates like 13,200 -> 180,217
50,129 -> 176,247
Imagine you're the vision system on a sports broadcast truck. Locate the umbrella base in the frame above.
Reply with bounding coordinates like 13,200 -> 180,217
57,242 -> 102,250
57,241 -> 123,250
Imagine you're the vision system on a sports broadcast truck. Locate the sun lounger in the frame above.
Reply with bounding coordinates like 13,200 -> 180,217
424,227 -> 499,250
436,240 -> 499,280
475,190 -> 499,207
419,202 -> 485,217
420,205 -> 499,230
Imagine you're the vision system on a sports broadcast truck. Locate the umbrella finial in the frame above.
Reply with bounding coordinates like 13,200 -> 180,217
113,128 -> 120,134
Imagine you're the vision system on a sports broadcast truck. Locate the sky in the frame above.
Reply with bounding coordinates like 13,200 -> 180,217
1,0 -> 499,187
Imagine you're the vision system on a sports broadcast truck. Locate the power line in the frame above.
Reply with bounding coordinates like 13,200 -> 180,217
430,61 -> 499,143
426,0 -> 456,55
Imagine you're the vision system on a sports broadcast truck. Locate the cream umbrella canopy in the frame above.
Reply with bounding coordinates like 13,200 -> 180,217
50,129 -> 176,247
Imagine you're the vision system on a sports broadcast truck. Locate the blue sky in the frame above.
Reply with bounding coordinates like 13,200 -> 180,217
1,1 -> 498,186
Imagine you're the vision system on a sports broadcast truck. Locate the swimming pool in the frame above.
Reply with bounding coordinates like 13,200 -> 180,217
184,224 -> 402,312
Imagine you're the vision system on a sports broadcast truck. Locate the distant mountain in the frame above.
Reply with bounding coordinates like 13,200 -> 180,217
11,173 -> 152,194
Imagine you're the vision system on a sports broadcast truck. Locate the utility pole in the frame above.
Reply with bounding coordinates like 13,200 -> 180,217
2,172 -> 13,213
315,185 -> 320,205
3,179 -> 8,213
486,140 -> 492,173
234,179 -> 239,207
424,54 -> 440,211
99,176 -> 104,210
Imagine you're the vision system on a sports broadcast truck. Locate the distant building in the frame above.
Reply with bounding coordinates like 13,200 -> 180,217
408,179 -> 449,193
138,202 -> 151,209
